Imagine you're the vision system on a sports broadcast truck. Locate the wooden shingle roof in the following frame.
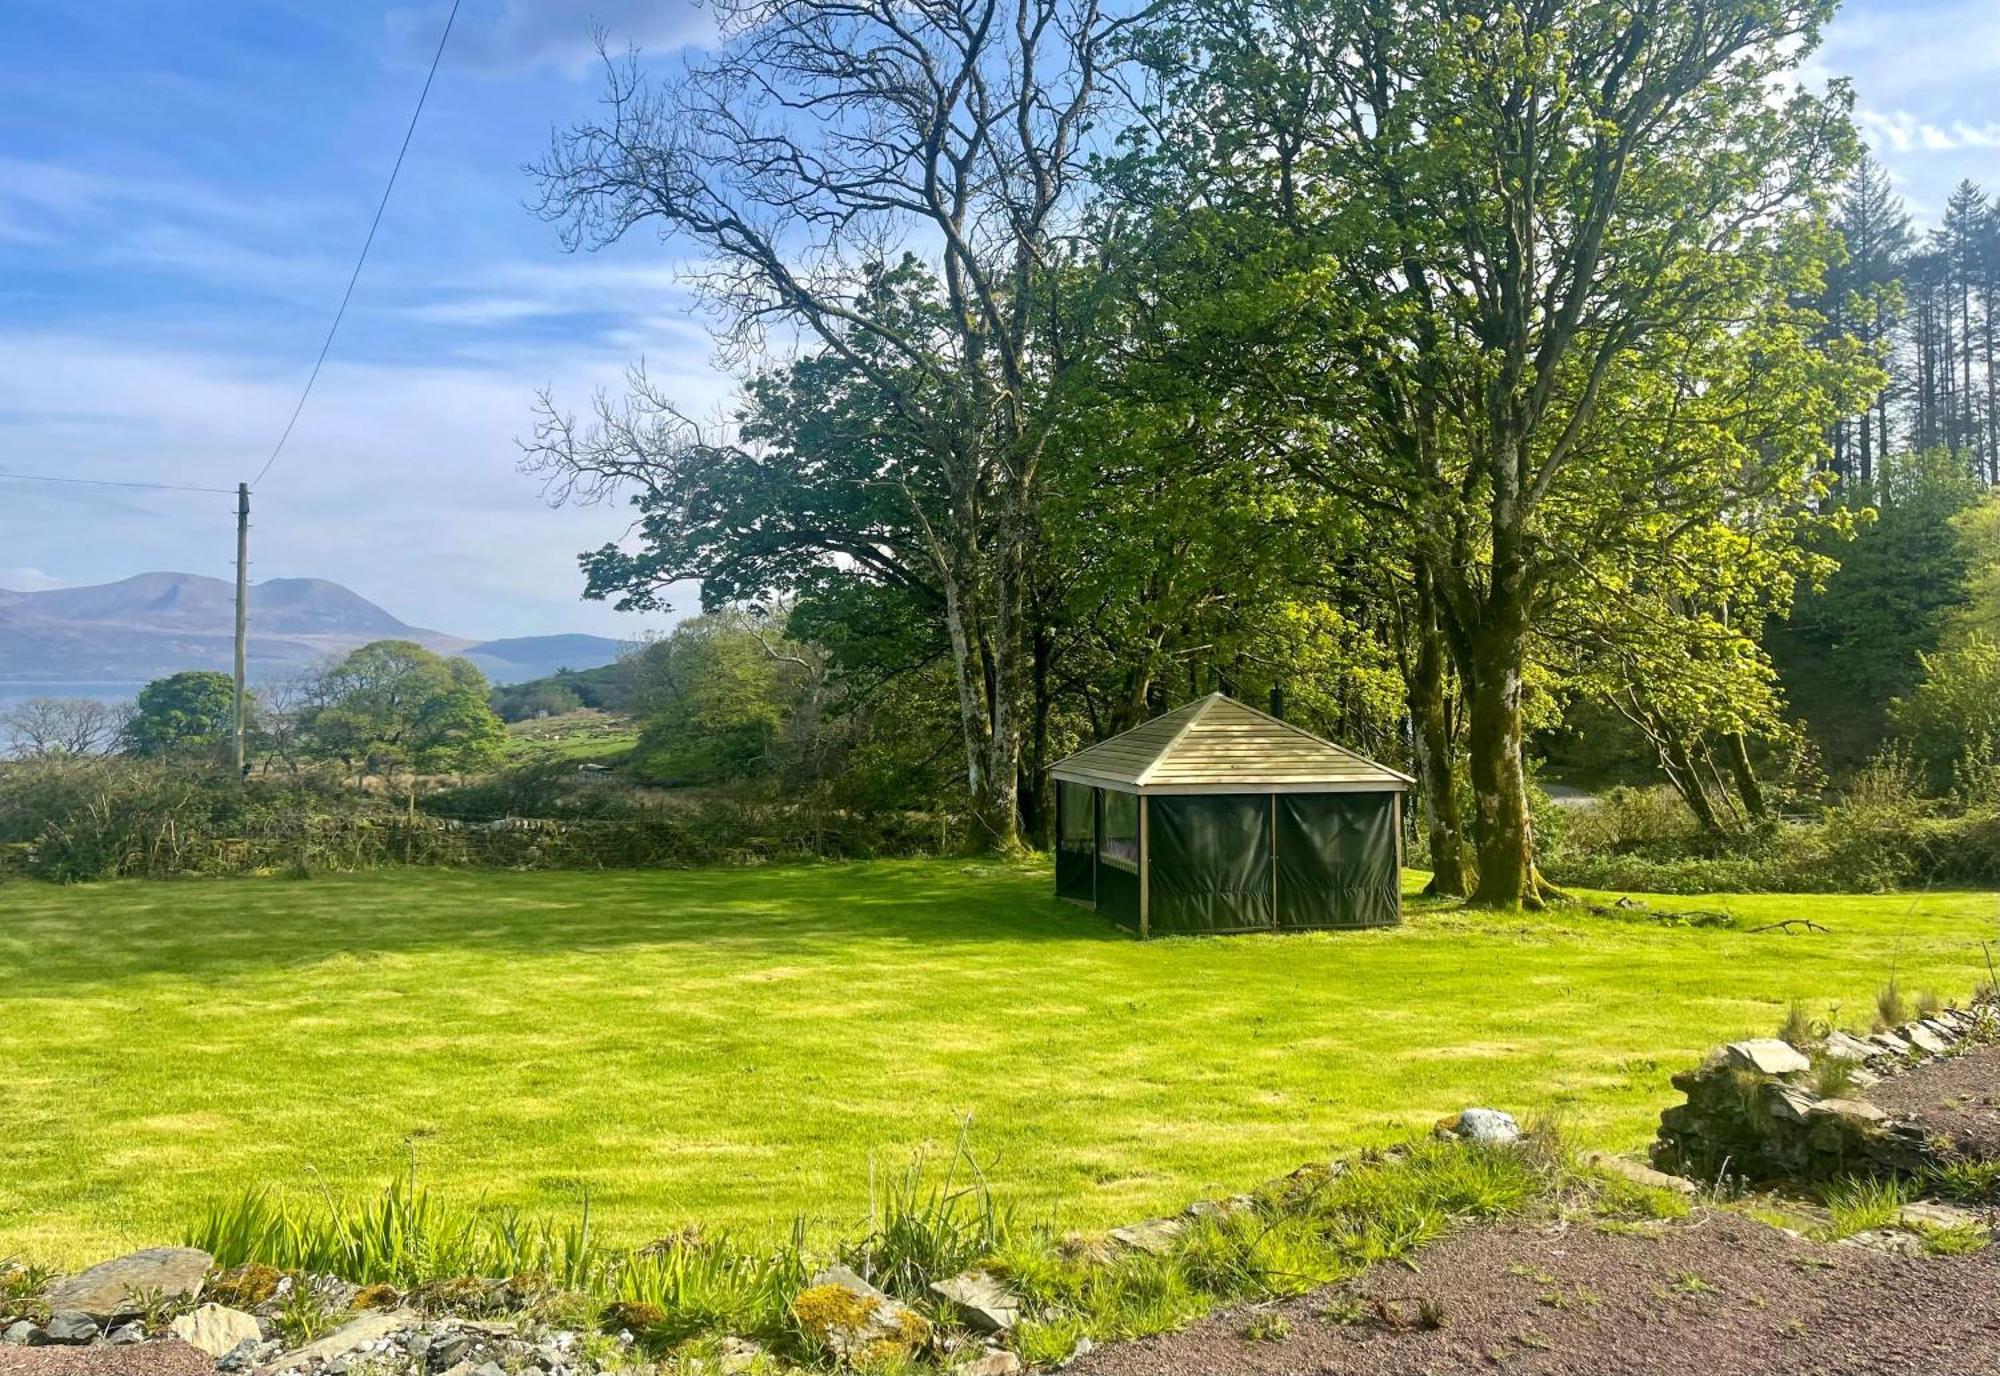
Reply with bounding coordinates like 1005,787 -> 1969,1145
1050,693 -> 1412,794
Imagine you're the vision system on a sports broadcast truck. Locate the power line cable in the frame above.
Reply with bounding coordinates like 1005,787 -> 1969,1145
250,0 -> 461,489
0,469 -> 237,496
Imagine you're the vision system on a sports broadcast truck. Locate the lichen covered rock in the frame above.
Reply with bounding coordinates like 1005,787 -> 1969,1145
791,1267 -> 932,1365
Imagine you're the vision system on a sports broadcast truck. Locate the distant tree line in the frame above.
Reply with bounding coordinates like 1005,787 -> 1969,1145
3,641 -> 506,784
1823,157 -> 2000,486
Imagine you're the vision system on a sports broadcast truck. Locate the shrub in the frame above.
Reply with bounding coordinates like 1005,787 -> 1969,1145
0,755 -> 953,881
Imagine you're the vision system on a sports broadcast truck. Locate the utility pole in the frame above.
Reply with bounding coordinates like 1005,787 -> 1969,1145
234,481 -> 250,775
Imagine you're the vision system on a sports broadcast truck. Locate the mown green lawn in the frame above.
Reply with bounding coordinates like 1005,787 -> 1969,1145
2,861 -> 1994,1266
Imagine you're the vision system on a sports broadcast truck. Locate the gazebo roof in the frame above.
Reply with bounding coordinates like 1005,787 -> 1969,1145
1049,693 -> 1412,794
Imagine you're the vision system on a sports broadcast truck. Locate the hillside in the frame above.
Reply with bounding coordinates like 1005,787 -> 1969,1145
0,572 -> 625,687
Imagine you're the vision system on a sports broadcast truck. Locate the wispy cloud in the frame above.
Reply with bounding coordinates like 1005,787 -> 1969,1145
0,328 -> 726,636
385,0 -> 714,76
1860,110 -> 2000,155
0,567 -> 71,593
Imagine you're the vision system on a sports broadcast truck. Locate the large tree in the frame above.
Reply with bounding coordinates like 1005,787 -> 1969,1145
1124,0 -> 1865,904
299,641 -> 505,779
123,671 -> 243,761
526,0 -> 1127,851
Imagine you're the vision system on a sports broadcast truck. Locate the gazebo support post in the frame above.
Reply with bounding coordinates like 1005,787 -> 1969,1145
1138,794 -> 1150,938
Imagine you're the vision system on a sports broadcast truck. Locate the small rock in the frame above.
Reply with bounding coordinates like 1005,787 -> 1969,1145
43,1247 -> 213,1321
106,1322 -> 145,1345
1184,1194 -> 1256,1221
1899,1200 -> 1987,1232
1107,1217 -> 1188,1253
1821,1031 -> 1877,1062
430,1331 -> 475,1368
718,1335 -> 767,1374
1866,1032 -> 1913,1056
954,1351 -> 1024,1376
931,1270 -> 1023,1333
44,1311 -> 99,1345
1460,1107 -> 1523,1143
3,1321 -> 46,1346
252,1307 -> 415,1376
1764,1082 -> 1818,1123
1582,1151 -> 1698,1196
1902,1023 -> 1949,1055
470,1362 -> 507,1376
173,1303 -> 264,1359
1807,1097 -> 1886,1125
1840,1228 -> 1925,1257
217,1336 -> 263,1372
1724,1039 -> 1810,1076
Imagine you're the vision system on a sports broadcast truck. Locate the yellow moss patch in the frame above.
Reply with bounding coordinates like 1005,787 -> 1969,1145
351,1283 -> 401,1311
603,1299 -> 665,1332
791,1283 -> 880,1340
206,1263 -> 283,1308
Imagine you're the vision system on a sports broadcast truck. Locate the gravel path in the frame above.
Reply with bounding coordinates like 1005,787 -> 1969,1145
1866,1043 -> 2000,1159
0,1340 -> 214,1376
1072,1209 -> 2000,1376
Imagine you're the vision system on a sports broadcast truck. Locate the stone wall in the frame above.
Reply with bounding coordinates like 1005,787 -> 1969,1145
1651,998 -> 1998,1186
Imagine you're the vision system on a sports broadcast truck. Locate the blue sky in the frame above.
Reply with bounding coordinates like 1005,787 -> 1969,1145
1,0 -> 1996,640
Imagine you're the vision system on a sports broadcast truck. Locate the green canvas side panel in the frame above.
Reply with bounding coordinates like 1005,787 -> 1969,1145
1275,792 -> 1400,928
1148,793 -> 1274,933
1055,780 -> 1096,902
1095,788 -> 1140,928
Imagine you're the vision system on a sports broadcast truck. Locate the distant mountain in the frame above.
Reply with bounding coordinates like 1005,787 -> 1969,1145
0,572 -> 627,688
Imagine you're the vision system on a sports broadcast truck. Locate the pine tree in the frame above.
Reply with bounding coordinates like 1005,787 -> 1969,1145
1829,154 -> 1913,486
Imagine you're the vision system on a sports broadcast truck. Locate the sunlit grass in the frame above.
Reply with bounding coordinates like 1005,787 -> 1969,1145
1,860 -> 1993,1265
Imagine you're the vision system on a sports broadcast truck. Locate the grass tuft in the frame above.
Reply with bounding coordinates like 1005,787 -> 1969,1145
840,1132 -> 1007,1299
1875,978 -> 1910,1032
617,1226 -> 808,1351
1777,999 -> 1817,1050
185,1170 -> 606,1293
1816,1175 -> 1913,1239
1808,1053 -> 1859,1100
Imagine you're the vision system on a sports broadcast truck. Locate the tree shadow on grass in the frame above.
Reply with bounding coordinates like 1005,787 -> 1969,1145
2,860 -> 1136,988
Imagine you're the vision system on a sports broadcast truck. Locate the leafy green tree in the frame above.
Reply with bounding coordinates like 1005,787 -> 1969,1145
1892,635 -> 2000,792
1120,0 -> 1869,904
1771,449 -> 1983,769
627,613 -> 810,787
300,641 -> 505,777
1947,491 -> 2000,642
123,671 -> 243,760
492,681 -> 584,723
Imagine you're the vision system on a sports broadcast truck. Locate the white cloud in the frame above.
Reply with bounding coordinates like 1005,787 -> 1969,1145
386,0 -> 715,77
0,567 -> 70,593
0,328 -> 729,638
1860,110 -> 2000,155
1819,0 -> 2000,211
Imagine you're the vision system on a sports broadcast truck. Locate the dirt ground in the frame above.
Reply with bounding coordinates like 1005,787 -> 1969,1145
1073,1209 -> 2000,1376
1867,1043 -> 2000,1159
0,1340 -> 215,1376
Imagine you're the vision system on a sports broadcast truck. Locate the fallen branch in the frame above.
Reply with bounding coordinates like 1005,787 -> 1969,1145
1749,918 -> 1829,935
